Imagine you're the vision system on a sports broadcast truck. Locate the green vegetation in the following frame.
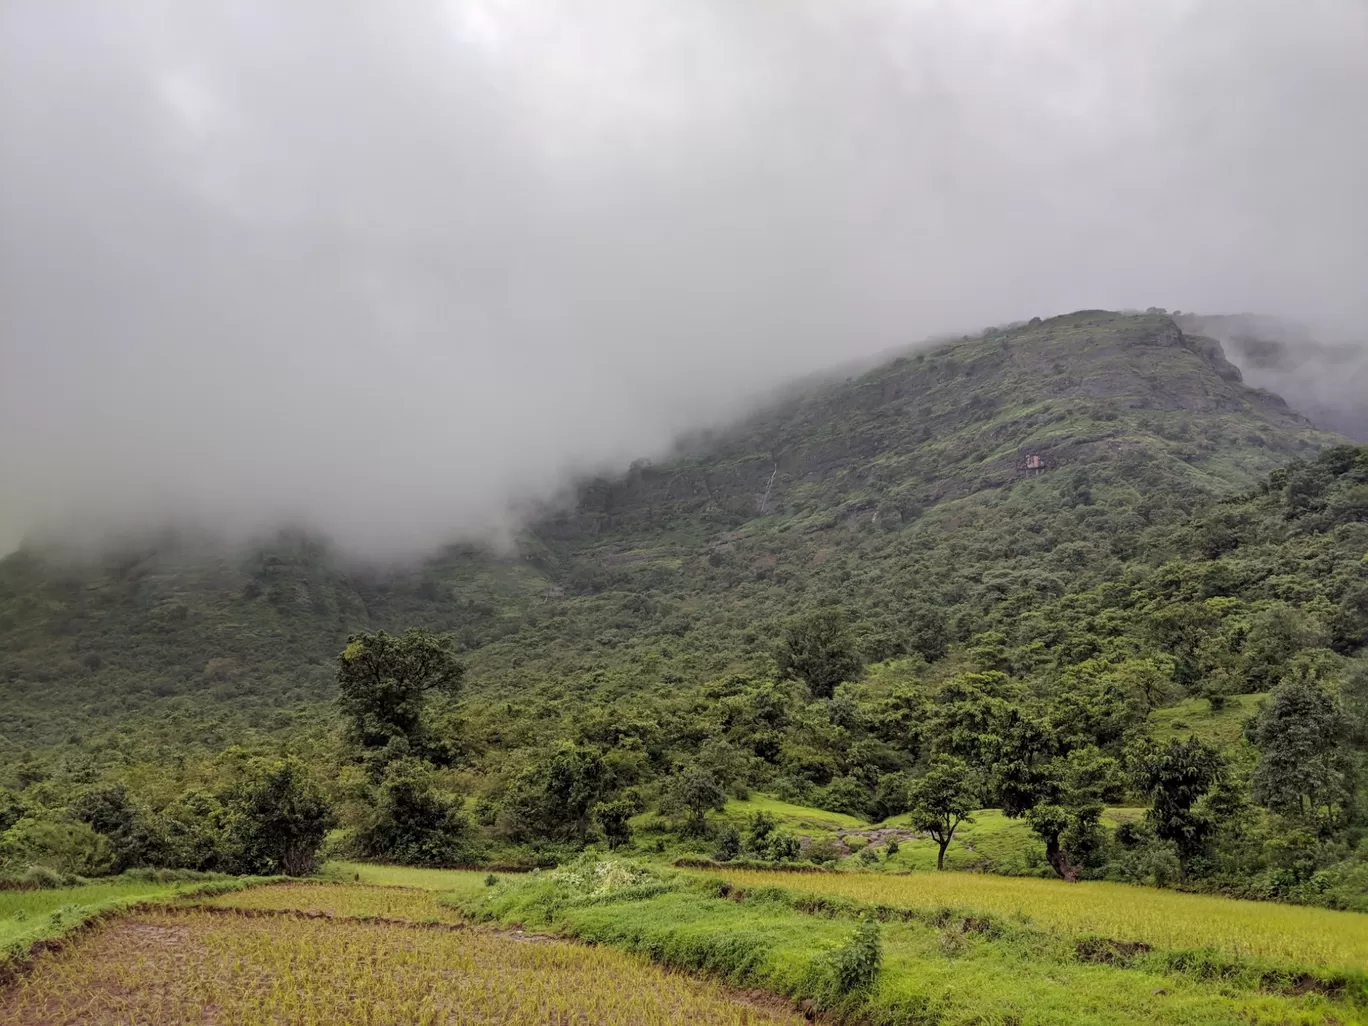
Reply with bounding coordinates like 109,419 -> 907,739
1,312 -> 1367,928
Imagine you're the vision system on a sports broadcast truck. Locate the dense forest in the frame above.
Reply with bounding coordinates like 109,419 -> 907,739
2,311 -> 1366,910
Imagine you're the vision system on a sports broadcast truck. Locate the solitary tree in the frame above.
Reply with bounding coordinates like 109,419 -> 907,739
777,607 -> 863,699
337,629 -> 464,750
1131,736 -> 1223,880
906,758 -> 977,870
661,767 -> 727,835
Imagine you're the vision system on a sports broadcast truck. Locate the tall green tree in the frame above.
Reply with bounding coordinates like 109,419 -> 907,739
906,757 -> 977,870
777,607 -> 863,699
1130,736 -> 1223,880
337,629 -> 464,751
227,758 -> 334,876
661,766 -> 727,835
1249,673 -> 1356,835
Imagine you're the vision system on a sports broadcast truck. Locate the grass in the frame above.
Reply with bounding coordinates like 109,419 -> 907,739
0,906 -> 804,1025
457,859 -> 1367,1026
874,808 -> 1045,873
319,860 -> 492,895
712,867 -> 1368,970
721,795 -> 869,834
1148,693 -> 1266,745
1,874 -> 241,966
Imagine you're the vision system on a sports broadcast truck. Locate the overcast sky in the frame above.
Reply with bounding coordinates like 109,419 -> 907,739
2,0 -> 1366,555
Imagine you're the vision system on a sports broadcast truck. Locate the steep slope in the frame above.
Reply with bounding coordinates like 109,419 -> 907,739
0,311 -> 1342,754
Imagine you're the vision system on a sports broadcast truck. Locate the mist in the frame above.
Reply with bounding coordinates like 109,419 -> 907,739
3,0 -> 1366,556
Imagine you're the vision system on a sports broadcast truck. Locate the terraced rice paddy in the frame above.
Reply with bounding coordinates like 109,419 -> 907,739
714,867 -> 1368,969
1,885 -> 802,1026
192,880 -> 466,922
321,861 -> 494,894
1,876 -> 231,964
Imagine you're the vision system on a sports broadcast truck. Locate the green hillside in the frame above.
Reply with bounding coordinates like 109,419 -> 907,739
0,311 -> 1336,746
2,310 -> 1366,913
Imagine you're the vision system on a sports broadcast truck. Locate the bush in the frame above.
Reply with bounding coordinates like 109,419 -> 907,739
768,832 -> 802,861
593,795 -> 641,850
353,758 -> 478,867
805,838 -> 844,865
227,758 -> 334,876
713,826 -> 741,862
824,918 -> 882,999
0,817 -> 114,876
68,784 -> 170,872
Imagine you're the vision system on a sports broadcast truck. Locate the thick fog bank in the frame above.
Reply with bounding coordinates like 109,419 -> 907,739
3,1 -> 1365,556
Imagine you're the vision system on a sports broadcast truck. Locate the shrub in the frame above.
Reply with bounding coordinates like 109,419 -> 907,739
593,795 -> 641,851
713,826 -> 741,862
805,838 -> 844,865
227,758 -> 334,876
353,758 -> 477,867
768,832 -> 802,861
0,817 -> 114,876
825,918 -> 882,999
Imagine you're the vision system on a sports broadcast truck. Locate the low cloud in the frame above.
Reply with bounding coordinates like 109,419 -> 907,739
2,0 -> 1365,554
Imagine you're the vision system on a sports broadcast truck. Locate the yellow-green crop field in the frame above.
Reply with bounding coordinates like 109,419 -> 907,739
2,894 -> 801,1026
319,860 -> 493,895
714,867 -> 1368,969
192,880 -> 466,923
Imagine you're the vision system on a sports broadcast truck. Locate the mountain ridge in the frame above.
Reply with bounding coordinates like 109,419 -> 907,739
0,309 -> 1347,756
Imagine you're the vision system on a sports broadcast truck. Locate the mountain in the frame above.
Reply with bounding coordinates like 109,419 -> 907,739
0,310 -> 1344,755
